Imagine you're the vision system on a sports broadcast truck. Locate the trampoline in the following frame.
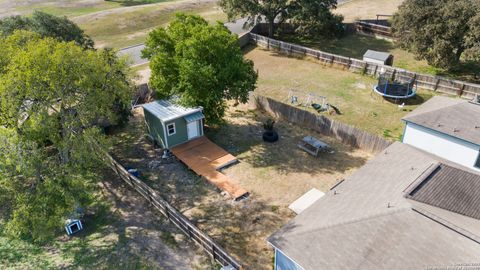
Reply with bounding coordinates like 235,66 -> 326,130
373,72 -> 417,99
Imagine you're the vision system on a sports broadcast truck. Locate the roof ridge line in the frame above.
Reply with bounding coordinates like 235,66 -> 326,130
289,207 -> 411,237
402,98 -> 465,121
412,207 -> 480,245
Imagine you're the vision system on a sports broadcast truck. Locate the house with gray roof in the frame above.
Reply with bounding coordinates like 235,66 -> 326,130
269,143 -> 480,270
402,96 -> 480,171
269,96 -> 480,270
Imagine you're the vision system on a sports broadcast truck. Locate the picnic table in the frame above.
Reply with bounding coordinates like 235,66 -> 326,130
298,135 -> 331,157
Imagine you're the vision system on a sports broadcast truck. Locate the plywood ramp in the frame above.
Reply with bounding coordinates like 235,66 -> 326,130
171,137 -> 248,200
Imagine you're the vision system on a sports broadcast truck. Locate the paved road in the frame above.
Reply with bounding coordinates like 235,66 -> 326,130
118,19 -> 251,66
118,44 -> 148,66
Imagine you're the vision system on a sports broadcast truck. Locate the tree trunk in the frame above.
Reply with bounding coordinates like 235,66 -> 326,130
268,19 -> 275,38
455,46 -> 465,63
59,108 -> 70,164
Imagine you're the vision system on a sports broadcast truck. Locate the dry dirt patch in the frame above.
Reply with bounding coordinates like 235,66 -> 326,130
110,104 -> 371,269
214,104 -> 372,206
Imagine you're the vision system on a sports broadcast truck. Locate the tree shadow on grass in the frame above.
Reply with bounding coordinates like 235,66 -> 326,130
207,107 -> 369,176
277,33 -> 395,59
106,110 -> 214,227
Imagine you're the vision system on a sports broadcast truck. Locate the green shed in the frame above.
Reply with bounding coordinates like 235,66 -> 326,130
142,100 -> 204,149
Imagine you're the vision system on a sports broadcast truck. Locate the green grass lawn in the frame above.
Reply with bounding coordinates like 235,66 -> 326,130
245,46 -> 442,140
279,33 -> 480,84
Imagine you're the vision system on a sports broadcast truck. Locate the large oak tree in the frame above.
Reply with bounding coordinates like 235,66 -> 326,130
142,14 -> 257,123
392,0 -> 480,69
0,31 -> 132,242
219,0 -> 342,38
0,11 -> 94,49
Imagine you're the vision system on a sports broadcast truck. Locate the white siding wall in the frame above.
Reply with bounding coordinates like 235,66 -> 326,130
274,249 -> 304,270
403,122 -> 480,171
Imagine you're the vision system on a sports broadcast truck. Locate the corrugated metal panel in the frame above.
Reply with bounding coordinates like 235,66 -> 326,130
142,100 -> 200,122
184,111 -> 204,123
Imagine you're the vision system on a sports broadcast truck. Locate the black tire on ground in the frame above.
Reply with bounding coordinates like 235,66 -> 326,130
263,131 -> 279,142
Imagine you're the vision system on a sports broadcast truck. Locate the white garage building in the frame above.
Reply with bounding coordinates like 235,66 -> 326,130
402,96 -> 480,171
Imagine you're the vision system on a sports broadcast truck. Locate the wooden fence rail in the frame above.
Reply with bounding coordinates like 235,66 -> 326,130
355,20 -> 393,37
248,33 -> 480,99
102,151 -> 243,269
253,95 -> 392,154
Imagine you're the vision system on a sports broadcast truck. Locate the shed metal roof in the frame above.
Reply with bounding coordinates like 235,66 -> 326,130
363,49 -> 392,61
142,100 -> 202,122
403,96 -> 480,145
184,111 -> 204,123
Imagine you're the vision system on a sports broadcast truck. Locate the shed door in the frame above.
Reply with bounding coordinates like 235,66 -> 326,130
187,120 -> 200,140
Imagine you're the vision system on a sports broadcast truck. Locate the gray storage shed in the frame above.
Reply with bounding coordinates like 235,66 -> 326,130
363,49 -> 394,66
142,100 -> 204,149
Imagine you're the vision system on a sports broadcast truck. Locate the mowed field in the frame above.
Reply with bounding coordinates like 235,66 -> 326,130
0,0 -> 226,48
72,0 -> 225,48
335,0 -> 404,22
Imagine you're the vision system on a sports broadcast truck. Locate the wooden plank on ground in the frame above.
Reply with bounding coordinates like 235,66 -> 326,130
171,136 -> 248,200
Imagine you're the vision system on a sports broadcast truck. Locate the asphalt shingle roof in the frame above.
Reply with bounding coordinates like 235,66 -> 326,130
268,143 -> 480,270
403,96 -> 480,145
408,164 -> 480,220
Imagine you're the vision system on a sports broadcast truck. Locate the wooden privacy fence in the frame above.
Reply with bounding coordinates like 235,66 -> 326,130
253,95 -> 392,154
355,20 -> 392,38
248,33 -> 480,99
102,151 -> 243,269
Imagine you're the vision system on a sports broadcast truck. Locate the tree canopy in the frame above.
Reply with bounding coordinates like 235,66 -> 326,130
289,0 -> 344,38
392,0 -> 480,69
0,31 -> 132,242
142,14 -> 257,123
0,11 -> 94,49
219,0 -> 288,37
219,0 -> 342,38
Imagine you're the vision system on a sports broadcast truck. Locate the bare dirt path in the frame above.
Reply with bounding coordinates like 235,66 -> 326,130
95,176 -> 213,269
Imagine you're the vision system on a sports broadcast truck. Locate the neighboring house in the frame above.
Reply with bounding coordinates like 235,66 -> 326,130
402,96 -> 480,171
268,142 -> 480,270
142,100 -> 204,149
